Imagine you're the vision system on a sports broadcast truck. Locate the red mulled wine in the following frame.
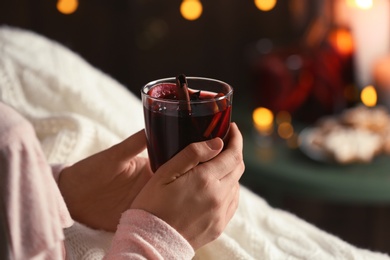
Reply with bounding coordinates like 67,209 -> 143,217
142,78 -> 233,172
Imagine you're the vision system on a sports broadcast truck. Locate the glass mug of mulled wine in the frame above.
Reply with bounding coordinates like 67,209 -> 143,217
141,75 -> 233,172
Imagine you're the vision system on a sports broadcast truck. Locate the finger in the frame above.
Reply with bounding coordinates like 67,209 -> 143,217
224,123 -> 243,153
197,123 -> 244,181
110,129 -> 148,161
156,137 -> 224,180
225,182 -> 240,222
218,123 -> 244,182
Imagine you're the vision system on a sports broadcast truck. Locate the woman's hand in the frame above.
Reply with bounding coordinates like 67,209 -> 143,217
59,129 -> 153,232
131,123 -> 245,250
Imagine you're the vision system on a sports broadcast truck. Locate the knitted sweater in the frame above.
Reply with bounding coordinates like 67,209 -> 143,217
0,25 -> 389,260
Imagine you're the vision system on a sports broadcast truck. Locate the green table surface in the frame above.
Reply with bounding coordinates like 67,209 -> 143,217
235,109 -> 390,205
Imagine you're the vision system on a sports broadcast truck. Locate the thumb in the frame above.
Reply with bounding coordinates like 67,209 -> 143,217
156,138 -> 224,181
110,129 -> 148,161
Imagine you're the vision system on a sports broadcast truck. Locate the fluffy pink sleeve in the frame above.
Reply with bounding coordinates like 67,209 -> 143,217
105,209 -> 195,260
0,102 -> 73,259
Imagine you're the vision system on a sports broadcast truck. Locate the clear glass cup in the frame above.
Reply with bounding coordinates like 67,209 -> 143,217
141,77 -> 233,172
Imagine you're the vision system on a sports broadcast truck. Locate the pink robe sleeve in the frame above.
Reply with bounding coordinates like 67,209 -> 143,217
0,102 -> 73,260
105,209 -> 195,260
0,102 -> 193,259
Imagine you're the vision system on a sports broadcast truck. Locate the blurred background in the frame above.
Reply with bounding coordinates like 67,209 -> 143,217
2,0 -> 390,255
0,0 -> 333,110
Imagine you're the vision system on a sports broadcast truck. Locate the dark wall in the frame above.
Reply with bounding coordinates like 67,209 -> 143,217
0,0 -> 319,106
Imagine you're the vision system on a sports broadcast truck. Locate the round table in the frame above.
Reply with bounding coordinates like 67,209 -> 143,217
236,111 -> 390,206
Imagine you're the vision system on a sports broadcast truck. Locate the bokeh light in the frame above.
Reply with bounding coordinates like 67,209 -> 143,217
361,85 -> 377,107
347,0 -> 373,9
56,0 -> 78,15
278,122 -> 294,139
180,0 -> 203,21
253,107 -> 274,134
355,0 -> 373,9
329,28 -> 354,56
254,0 -> 277,11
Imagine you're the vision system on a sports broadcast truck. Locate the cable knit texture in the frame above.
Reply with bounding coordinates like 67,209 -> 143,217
0,25 -> 389,259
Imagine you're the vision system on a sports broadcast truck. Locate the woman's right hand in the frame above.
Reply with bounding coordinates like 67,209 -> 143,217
130,122 -> 245,250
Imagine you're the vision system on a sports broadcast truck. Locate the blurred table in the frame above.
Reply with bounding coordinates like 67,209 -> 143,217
234,106 -> 390,253
236,110 -> 390,206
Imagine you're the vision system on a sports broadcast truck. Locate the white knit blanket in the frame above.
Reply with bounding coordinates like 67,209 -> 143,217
0,26 -> 389,260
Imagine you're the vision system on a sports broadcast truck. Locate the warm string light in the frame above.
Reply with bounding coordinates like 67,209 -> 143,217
254,0 -> 277,11
180,0 -> 203,21
252,108 -> 298,148
253,107 -> 274,135
275,111 -> 298,148
57,0 -> 78,14
276,111 -> 293,140
56,0 -> 277,19
361,85 -> 377,107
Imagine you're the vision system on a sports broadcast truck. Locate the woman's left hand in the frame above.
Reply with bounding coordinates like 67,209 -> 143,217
59,129 -> 153,232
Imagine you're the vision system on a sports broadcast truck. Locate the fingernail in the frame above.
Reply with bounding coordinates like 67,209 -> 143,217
206,138 -> 222,150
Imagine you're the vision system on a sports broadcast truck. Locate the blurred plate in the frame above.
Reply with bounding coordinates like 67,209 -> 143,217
298,127 -> 332,163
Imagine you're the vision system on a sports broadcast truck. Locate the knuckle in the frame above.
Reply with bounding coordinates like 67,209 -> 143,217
239,161 -> 245,173
126,159 -> 137,173
208,195 -> 222,209
183,142 -> 203,159
193,174 -> 217,196
195,171 -> 213,187
231,149 -> 243,165
212,220 -> 225,238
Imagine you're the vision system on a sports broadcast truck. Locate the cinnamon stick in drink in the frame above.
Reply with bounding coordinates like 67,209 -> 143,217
176,74 -> 192,113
